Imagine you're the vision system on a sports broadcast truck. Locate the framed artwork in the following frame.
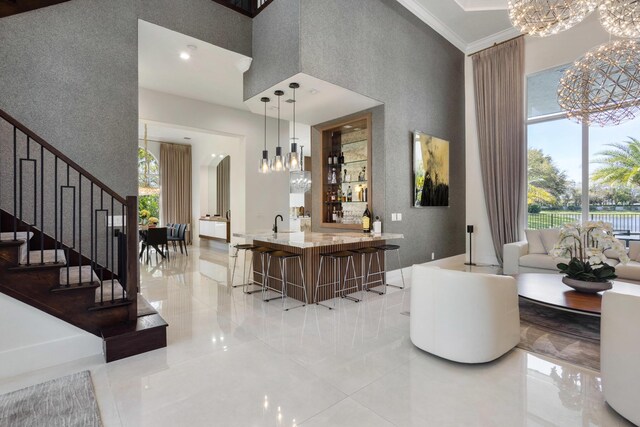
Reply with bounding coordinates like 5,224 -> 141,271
413,131 -> 449,207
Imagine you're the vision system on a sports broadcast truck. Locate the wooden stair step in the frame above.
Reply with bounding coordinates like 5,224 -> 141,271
21,249 -> 66,265
101,313 -> 168,362
0,231 -> 33,242
51,282 -> 100,293
59,265 -> 99,286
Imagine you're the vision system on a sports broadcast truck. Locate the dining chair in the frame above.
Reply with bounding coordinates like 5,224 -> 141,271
142,227 -> 170,263
168,224 -> 188,256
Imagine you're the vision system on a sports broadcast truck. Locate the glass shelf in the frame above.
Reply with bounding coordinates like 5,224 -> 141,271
340,139 -> 367,147
325,180 -> 368,186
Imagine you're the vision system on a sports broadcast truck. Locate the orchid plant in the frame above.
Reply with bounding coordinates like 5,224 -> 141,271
550,221 -> 629,282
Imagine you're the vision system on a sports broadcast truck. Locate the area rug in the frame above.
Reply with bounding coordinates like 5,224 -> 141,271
518,299 -> 601,371
0,371 -> 102,427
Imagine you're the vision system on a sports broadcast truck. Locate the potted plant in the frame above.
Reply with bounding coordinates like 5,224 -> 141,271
148,217 -> 159,228
139,209 -> 151,226
550,221 -> 629,293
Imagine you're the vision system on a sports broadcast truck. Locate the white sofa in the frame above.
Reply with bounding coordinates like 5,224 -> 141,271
503,228 -> 640,284
410,265 -> 520,363
601,289 -> 640,425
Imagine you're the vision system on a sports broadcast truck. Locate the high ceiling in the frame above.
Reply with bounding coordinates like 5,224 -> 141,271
396,0 -> 519,53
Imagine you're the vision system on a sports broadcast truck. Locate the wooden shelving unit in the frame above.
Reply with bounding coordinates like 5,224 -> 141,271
318,114 -> 372,230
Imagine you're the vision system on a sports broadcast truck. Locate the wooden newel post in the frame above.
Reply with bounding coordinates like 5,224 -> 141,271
126,195 -> 139,321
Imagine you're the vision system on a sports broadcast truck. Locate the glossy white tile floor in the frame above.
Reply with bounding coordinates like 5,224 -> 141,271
0,244 -> 633,426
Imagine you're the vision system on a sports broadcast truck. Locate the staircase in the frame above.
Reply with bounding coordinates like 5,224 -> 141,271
0,108 -> 167,363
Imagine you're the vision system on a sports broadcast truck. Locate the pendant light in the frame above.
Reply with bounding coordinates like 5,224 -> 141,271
272,90 -> 285,171
259,97 -> 271,174
286,82 -> 301,172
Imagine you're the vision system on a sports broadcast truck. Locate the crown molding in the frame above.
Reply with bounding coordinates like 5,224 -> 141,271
453,0 -> 507,12
396,0 -> 467,52
465,26 -> 522,55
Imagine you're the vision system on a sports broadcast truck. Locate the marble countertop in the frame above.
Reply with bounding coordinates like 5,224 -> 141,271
200,217 -> 229,222
233,231 -> 404,248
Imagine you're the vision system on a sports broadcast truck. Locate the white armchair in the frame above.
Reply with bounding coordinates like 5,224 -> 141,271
601,289 -> 640,426
410,265 -> 520,363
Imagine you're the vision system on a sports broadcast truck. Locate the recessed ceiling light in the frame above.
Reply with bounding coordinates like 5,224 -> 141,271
184,137 -> 192,140
211,154 -> 216,157
343,125 -> 353,129
309,89 -> 319,95
180,45 -> 197,60
180,51 -> 191,60
219,154 -> 225,158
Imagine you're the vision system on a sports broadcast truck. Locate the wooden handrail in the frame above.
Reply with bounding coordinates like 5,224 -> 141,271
0,107 -> 128,205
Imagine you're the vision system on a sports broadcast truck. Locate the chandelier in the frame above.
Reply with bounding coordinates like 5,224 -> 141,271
508,0 -> 598,37
599,0 -> 640,38
557,39 -> 640,126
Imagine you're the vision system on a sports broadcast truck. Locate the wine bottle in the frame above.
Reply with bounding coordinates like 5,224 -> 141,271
362,206 -> 371,233
339,152 -> 344,164
328,153 -> 332,165
364,187 -> 368,202
332,206 -> 337,222
347,186 -> 352,202
333,152 -> 338,165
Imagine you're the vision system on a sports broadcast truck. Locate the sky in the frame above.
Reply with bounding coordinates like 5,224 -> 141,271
528,116 -> 640,184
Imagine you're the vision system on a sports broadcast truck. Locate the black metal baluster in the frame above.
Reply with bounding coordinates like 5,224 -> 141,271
78,172 -> 82,286
111,195 -> 114,302
91,183 -> 96,300
13,126 -> 17,241
54,156 -> 58,263
40,146 -> 44,265
101,189 -> 104,304
121,201 -> 126,301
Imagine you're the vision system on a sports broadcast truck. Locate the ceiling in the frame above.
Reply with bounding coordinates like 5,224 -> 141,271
396,0 -> 520,53
138,20 -> 252,112
138,121 -> 237,167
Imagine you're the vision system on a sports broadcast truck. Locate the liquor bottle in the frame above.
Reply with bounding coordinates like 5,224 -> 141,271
358,168 -> 364,181
337,187 -> 342,202
328,153 -> 332,166
326,190 -> 330,202
332,206 -> 338,222
338,152 -> 344,164
331,191 -> 336,202
347,186 -> 352,202
342,189 -> 347,202
331,168 -> 337,184
364,187 -> 368,202
343,169 -> 347,183
333,152 -> 338,165
362,206 -> 371,233
327,169 -> 333,184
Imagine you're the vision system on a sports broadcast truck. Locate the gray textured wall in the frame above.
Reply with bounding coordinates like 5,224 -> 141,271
0,0 -> 252,198
244,0 -> 300,100
301,0 -> 466,266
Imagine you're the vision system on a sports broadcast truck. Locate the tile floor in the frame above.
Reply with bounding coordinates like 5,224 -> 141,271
0,244 -> 633,426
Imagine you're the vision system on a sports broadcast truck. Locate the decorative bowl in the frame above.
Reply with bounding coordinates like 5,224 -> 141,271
562,276 -> 612,293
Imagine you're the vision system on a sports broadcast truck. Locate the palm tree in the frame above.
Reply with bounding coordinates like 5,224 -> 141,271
592,138 -> 640,186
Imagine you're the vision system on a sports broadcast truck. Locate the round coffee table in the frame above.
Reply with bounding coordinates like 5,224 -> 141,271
515,273 -> 639,316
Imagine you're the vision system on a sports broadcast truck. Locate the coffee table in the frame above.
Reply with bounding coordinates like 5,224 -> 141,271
515,273 -> 639,316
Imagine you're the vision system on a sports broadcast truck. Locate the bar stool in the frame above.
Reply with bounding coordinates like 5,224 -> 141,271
231,244 -> 257,290
379,244 -> 406,289
352,247 -> 386,296
245,246 -> 274,294
314,251 -> 360,310
263,250 -> 308,311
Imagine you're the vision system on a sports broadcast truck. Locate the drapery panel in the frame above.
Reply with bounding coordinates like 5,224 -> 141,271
160,143 -> 192,243
472,37 -> 525,265
216,156 -> 230,217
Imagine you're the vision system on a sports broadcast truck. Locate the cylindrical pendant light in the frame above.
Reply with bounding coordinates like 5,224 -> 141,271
272,90 -> 285,171
286,82 -> 301,172
259,97 -> 271,174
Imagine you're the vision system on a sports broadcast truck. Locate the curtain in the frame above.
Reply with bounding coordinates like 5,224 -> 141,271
216,155 -> 230,217
472,37 -> 525,265
160,143 -> 192,243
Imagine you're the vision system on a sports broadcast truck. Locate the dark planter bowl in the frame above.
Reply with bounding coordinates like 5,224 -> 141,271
562,276 -> 613,294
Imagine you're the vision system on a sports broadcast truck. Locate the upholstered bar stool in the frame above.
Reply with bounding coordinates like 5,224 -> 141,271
379,244 -> 406,289
314,251 -> 360,310
263,250 -> 308,311
352,247 -> 386,296
231,243 -> 257,290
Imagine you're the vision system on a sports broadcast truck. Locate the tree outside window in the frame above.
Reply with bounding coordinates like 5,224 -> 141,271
138,147 -> 160,220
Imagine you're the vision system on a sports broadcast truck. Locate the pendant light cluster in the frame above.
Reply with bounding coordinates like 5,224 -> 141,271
258,82 -> 303,173
508,0 -> 598,37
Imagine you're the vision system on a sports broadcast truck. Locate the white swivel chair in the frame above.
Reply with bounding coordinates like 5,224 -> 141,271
410,265 -> 520,363
601,290 -> 640,426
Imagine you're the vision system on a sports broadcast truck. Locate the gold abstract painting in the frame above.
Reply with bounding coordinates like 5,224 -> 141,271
413,132 -> 449,207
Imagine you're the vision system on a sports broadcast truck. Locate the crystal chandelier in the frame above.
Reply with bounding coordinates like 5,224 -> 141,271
599,0 -> 640,38
508,0 -> 598,37
557,39 -> 640,126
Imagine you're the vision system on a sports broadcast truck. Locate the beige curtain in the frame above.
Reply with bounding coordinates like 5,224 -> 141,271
472,37 -> 525,265
216,155 -> 230,217
160,143 -> 192,243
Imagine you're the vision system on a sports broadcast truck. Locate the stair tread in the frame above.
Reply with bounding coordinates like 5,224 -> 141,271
59,265 -> 99,286
21,249 -> 66,265
101,313 -> 168,339
95,279 -> 125,303
0,231 -> 33,241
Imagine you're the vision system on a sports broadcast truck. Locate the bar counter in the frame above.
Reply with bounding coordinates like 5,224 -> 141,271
233,231 -> 404,303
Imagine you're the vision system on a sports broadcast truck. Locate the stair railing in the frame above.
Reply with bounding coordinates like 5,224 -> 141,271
0,108 -> 138,316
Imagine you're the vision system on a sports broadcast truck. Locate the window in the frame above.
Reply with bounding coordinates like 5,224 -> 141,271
138,146 -> 160,220
526,65 -> 640,231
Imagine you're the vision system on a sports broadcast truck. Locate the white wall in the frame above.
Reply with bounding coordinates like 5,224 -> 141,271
208,164 -> 217,214
139,88 -> 290,242
0,294 -> 102,379
465,14 -> 611,265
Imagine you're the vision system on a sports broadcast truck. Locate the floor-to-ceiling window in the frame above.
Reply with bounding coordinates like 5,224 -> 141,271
527,65 -> 640,231
138,146 -> 160,221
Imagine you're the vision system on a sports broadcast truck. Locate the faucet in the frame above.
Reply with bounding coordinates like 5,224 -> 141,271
273,214 -> 283,233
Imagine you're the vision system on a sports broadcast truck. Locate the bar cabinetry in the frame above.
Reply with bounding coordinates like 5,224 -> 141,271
319,114 -> 372,230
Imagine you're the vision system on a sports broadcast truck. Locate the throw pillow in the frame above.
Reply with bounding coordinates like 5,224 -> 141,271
539,228 -> 561,254
525,229 -> 546,254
